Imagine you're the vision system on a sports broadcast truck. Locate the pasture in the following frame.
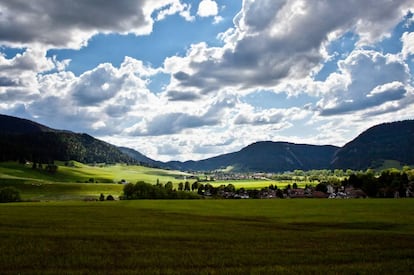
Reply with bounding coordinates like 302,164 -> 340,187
210,179 -> 311,189
0,161 -> 189,184
0,162 -> 191,200
0,162 -> 311,200
0,199 -> 413,274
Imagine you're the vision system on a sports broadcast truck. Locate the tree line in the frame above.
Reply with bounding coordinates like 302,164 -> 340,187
122,168 -> 414,200
121,181 -> 200,200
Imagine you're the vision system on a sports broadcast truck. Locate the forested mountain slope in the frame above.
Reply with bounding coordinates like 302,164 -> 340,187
331,120 -> 414,170
0,114 -> 136,164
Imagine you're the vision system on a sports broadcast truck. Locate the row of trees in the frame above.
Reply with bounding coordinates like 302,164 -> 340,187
121,181 -> 199,200
122,168 -> 413,200
343,170 -> 411,197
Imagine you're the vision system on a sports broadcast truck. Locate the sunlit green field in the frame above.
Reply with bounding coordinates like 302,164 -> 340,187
211,179 -> 312,189
0,162 -> 191,200
0,162 -> 314,200
0,161 -> 189,183
0,199 -> 413,274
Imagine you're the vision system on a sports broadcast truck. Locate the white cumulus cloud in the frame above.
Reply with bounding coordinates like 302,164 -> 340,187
197,0 -> 219,17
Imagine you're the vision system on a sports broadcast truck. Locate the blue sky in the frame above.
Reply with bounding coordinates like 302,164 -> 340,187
0,0 -> 414,161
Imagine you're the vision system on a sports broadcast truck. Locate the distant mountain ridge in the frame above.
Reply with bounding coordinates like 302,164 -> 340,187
1,114 -> 414,171
163,142 -> 339,172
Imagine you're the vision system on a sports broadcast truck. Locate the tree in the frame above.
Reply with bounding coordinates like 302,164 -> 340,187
165,181 -> 173,192
122,183 -> 135,199
315,182 -> 328,193
99,193 -> 105,201
178,182 -> 184,191
184,181 -> 191,191
0,187 -> 21,203
225,184 -> 235,193
191,181 -> 199,192
106,194 -> 114,201
276,189 -> 284,198
197,184 -> 205,195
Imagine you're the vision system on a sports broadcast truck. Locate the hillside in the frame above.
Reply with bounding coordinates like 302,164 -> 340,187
2,114 -> 414,172
0,114 -> 136,164
0,114 -> 55,134
164,141 -> 339,172
118,147 -> 162,167
331,120 -> 414,170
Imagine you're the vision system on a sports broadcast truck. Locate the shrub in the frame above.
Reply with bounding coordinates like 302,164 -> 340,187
0,187 -> 21,203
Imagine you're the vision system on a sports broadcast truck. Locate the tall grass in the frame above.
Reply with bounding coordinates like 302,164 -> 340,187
0,199 -> 413,274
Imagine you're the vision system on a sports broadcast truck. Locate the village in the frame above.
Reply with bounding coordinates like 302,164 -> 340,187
174,169 -> 414,199
201,183 -> 369,199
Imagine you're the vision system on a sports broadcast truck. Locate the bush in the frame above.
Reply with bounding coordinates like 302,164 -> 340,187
0,187 -> 21,203
106,195 -> 114,201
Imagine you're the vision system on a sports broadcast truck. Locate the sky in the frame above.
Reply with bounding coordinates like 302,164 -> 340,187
0,0 -> 414,162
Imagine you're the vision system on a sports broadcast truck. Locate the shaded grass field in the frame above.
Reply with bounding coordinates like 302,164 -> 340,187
0,179 -> 124,201
1,199 -> 413,274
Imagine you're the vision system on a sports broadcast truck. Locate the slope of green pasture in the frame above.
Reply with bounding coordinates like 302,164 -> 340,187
0,199 -> 413,274
0,161 -> 191,184
0,161 -> 189,184
0,162 -> 191,201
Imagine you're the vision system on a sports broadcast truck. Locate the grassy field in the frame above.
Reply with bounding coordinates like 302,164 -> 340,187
0,161 -> 189,184
210,179 -> 312,189
0,162 -> 312,200
0,199 -> 413,274
0,162 -> 192,200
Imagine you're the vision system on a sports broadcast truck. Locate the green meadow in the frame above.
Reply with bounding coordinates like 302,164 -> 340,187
0,199 -> 413,274
0,161 -> 189,184
211,179 -> 311,189
0,162 -> 305,200
0,162 -> 191,200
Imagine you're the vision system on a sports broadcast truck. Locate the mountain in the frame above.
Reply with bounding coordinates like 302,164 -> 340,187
0,114 -> 136,164
164,141 -> 339,172
0,114 -> 55,134
118,147 -> 162,167
2,114 -> 414,172
331,120 -> 414,170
